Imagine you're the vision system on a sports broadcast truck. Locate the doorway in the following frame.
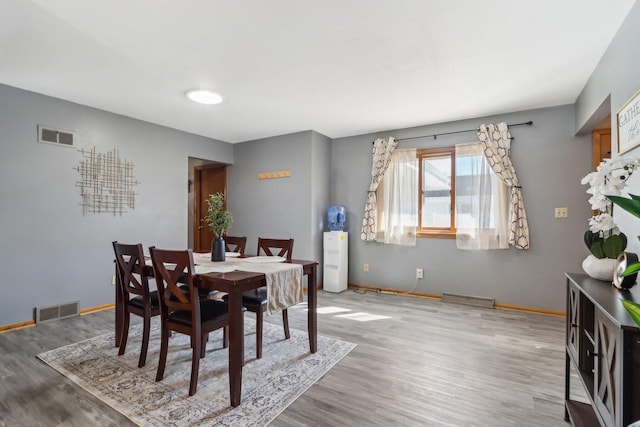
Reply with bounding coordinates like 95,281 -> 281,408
189,160 -> 228,252
593,127 -> 612,170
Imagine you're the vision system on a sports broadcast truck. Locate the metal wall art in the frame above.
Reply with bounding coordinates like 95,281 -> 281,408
74,147 -> 139,215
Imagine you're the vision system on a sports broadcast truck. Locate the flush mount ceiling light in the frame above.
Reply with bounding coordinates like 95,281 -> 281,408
185,89 -> 224,105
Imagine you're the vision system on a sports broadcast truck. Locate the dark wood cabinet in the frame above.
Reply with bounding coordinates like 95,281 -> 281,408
565,273 -> 640,427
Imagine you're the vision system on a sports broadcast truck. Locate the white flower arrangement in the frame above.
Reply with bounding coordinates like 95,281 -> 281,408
581,156 -> 639,258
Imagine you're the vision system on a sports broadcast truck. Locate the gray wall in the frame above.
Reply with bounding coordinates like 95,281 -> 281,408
227,131 -> 331,266
4,2 -> 640,324
575,1 -> 640,138
575,0 -> 640,256
310,131 -> 332,265
332,105 -> 591,312
0,84 -> 233,325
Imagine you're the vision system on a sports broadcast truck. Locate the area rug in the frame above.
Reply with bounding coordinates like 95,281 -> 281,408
37,317 -> 356,426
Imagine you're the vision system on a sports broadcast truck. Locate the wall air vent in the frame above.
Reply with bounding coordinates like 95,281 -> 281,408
34,301 -> 80,324
37,125 -> 75,147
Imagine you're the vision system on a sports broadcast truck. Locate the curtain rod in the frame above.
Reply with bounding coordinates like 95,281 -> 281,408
385,121 -> 533,144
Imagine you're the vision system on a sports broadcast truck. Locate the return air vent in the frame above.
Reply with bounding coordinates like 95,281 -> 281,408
441,292 -> 495,309
34,301 -> 80,324
37,125 -> 75,147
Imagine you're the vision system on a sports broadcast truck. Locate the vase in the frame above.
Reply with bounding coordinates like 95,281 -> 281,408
582,254 -> 616,281
211,237 -> 225,262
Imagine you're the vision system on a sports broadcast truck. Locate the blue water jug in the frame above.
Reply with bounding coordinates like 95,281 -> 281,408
328,205 -> 346,231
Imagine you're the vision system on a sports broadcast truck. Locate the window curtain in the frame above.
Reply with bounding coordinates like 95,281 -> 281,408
476,122 -> 530,249
361,137 -> 398,241
455,142 -> 509,250
379,149 -> 418,245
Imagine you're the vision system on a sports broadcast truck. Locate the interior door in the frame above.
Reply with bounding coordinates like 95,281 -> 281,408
593,128 -> 611,170
194,165 -> 227,253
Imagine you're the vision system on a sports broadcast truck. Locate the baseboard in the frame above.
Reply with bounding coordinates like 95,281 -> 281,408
0,320 -> 35,333
80,303 -> 115,315
495,303 -> 564,317
0,302 -> 116,333
1,289 -> 565,333
347,284 -> 565,317
347,284 -> 440,300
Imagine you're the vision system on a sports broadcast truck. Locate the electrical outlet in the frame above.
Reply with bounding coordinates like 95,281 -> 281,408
111,275 -> 116,286
555,207 -> 568,218
363,263 -> 369,272
416,268 -> 423,279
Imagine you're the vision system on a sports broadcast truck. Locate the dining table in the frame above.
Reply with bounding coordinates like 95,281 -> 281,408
114,253 -> 319,408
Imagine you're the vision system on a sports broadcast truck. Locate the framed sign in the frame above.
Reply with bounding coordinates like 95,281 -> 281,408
617,88 -> 640,154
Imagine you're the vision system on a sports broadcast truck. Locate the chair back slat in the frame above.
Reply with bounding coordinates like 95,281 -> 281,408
113,241 -> 149,298
149,248 -> 198,316
224,236 -> 247,255
257,238 -> 294,261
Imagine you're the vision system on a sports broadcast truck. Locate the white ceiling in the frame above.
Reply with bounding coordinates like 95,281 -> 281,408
0,0 -> 635,143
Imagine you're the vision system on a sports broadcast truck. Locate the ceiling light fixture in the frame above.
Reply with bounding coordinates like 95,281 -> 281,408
185,89 -> 224,105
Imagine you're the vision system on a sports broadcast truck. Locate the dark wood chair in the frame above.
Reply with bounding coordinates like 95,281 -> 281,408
112,241 -> 159,368
224,235 -> 247,255
224,237 -> 294,359
150,247 -> 230,396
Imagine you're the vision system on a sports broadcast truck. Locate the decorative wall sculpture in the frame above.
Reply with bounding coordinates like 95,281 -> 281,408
74,147 -> 139,215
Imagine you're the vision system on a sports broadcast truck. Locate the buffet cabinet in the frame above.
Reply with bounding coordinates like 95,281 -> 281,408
565,273 -> 640,427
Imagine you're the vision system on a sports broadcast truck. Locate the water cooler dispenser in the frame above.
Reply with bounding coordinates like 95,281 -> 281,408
324,205 -> 348,293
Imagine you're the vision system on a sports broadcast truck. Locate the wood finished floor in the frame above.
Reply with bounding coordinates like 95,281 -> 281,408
0,290 -> 573,426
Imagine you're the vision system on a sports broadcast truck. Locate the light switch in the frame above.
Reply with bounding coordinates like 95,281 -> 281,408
555,207 -> 568,218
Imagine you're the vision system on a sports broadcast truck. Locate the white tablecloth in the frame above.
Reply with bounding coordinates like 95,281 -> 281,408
193,253 -> 304,314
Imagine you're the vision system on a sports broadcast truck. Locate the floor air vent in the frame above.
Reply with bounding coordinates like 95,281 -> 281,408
441,293 -> 495,309
35,301 -> 80,324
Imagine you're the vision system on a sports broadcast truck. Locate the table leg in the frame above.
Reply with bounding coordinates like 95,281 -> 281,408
228,289 -> 244,407
564,351 -> 570,421
307,264 -> 317,353
114,262 -> 123,347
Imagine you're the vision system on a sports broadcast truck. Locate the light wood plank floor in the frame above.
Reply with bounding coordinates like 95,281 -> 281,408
0,290 -> 571,426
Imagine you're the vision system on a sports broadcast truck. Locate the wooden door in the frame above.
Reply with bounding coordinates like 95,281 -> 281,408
593,128 -> 612,170
194,165 -> 227,252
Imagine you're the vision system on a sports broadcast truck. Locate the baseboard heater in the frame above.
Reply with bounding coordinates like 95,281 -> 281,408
34,301 -> 80,324
441,293 -> 495,309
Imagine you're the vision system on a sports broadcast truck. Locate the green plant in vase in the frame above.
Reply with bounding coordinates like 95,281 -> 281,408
583,229 -> 627,259
205,192 -> 233,261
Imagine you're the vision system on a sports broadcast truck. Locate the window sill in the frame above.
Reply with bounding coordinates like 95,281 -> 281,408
417,231 -> 456,239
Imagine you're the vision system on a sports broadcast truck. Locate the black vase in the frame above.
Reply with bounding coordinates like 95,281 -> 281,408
211,237 -> 225,262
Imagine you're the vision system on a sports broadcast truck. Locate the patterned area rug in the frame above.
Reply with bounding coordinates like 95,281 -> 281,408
37,317 -> 356,426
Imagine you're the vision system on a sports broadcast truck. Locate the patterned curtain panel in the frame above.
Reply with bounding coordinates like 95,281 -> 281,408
477,122 -> 530,249
361,137 -> 398,241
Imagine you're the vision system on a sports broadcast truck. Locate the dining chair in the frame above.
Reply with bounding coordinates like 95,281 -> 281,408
150,247 -> 230,396
224,235 -> 247,255
112,241 -> 159,368
224,237 -> 294,359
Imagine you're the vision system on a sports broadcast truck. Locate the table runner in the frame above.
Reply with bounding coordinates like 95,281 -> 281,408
193,254 -> 303,314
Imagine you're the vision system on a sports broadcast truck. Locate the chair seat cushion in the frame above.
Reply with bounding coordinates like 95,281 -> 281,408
222,287 -> 267,307
177,285 -> 214,300
129,290 -> 160,309
169,300 -> 230,326
198,288 -> 220,298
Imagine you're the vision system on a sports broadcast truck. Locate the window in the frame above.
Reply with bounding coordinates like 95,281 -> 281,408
417,146 -> 508,245
419,147 -> 455,236
377,144 -> 508,246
